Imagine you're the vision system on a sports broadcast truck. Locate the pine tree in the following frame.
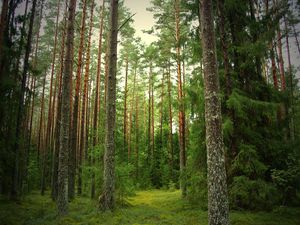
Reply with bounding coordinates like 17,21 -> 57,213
199,0 -> 230,224
57,0 -> 77,215
99,0 -> 119,211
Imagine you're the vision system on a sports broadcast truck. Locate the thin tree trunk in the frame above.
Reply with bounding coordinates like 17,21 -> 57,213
284,17 -> 295,141
51,10 -> 67,201
276,25 -> 286,91
44,0 -> 61,196
199,1 -> 230,224
70,0 -> 88,199
0,0 -> 8,78
167,62 -> 174,180
57,0 -> 77,215
78,0 -> 94,195
175,0 -> 186,197
123,55 -> 129,157
12,0 -> 37,199
91,0 -> 105,199
99,0 -> 119,211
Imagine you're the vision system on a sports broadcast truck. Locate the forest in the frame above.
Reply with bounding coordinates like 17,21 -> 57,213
0,0 -> 300,224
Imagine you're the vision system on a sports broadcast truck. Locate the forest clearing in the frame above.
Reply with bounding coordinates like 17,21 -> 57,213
0,0 -> 300,224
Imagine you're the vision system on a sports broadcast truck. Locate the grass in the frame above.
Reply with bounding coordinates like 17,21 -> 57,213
0,190 -> 300,225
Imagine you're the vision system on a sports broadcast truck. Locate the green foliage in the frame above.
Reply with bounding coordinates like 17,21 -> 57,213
115,163 -> 135,205
229,176 -> 279,210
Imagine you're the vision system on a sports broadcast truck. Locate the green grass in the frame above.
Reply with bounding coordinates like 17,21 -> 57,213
0,190 -> 299,225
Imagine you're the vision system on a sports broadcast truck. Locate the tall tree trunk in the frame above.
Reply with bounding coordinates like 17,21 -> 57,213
99,0 -> 119,211
199,0 -> 230,224
147,63 -> 152,164
70,0 -> 88,199
167,62 -> 174,180
284,17 -> 295,141
78,0 -> 94,195
276,25 -> 286,91
91,0 -> 105,199
57,0 -> 77,215
51,10 -> 67,201
123,55 -> 129,157
175,0 -> 186,197
12,0 -> 37,199
135,91 -> 139,180
43,0 -> 61,196
39,72 -> 46,194
0,0 -> 8,78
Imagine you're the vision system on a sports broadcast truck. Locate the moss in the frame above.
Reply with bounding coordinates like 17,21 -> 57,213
0,190 -> 300,225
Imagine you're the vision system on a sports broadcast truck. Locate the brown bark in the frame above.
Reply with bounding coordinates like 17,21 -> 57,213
99,0 -> 119,211
57,0 -> 77,215
78,0 -> 95,195
12,0 -> 37,199
70,0 -> 88,199
45,0 -> 61,165
123,55 -> 129,156
199,0 -> 230,224
276,26 -> 286,91
160,70 -> 164,148
175,0 -> 186,197
167,62 -> 174,180
91,0 -> 105,199
51,11 -> 67,201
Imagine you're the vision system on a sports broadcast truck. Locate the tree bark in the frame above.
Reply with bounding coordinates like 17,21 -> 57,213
78,0 -> 95,195
51,10 -> 67,201
123,55 -> 129,157
91,0 -> 105,199
175,0 -> 186,197
57,0 -> 77,215
99,0 -> 119,211
12,0 -> 37,199
167,62 -> 174,180
199,0 -> 230,224
0,0 -> 8,78
70,0 -> 87,199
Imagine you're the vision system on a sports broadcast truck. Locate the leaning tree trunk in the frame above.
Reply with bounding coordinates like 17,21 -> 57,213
199,0 -> 230,224
57,0 -> 77,215
99,0 -> 119,211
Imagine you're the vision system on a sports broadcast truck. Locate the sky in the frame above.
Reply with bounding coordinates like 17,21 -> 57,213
123,0 -> 157,45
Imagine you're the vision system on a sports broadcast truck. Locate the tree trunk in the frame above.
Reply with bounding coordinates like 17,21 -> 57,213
78,0 -> 95,195
70,0 -> 87,199
12,0 -> 37,200
57,0 -> 77,215
167,62 -> 174,180
284,17 -> 295,141
276,25 -> 286,91
91,0 -> 105,199
44,0 -> 60,196
199,0 -> 230,224
0,0 -> 8,78
99,0 -> 119,211
175,0 -> 186,197
51,10 -> 67,201
123,55 -> 129,157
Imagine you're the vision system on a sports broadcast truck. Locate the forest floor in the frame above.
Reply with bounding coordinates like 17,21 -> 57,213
0,189 -> 300,225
